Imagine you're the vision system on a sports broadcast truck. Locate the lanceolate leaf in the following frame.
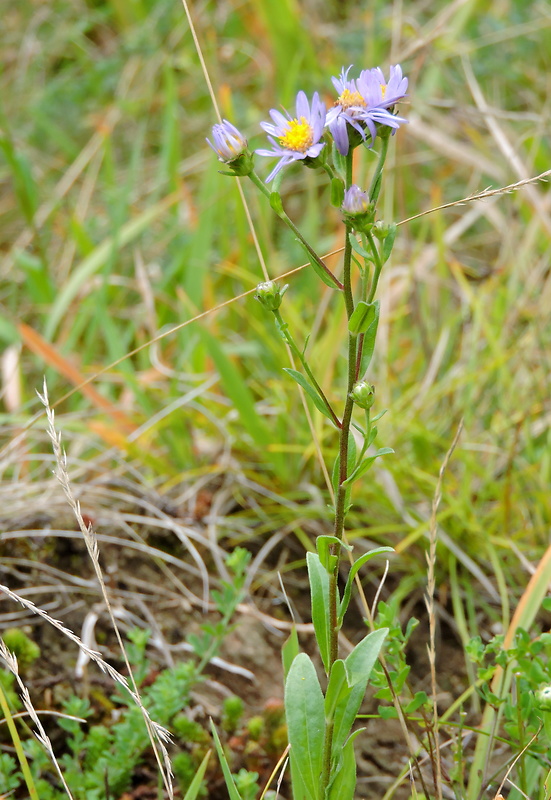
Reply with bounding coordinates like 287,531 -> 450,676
358,300 -> 380,376
348,301 -> 377,335
327,729 -> 364,800
331,629 -> 388,758
210,722 -> 243,800
343,447 -> 394,487
183,749 -> 211,800
382,223 -> 397,263
285,653 -> 325,800
307,552 -> 330,673
338,547 -> 394,624
282,368 -> 336,423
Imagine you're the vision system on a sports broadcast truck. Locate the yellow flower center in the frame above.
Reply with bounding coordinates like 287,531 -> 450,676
381,84 -> 387,99
337,88 -> 365,110
279,117 -> 314,152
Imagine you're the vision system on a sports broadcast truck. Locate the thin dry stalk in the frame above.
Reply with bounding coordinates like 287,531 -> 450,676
0,640 -> 74,799
36,380 -> 174,798
425,418 -> 464,800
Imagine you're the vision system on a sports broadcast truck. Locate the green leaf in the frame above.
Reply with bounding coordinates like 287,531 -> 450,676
343,447 -> 394,487
282,626 -> 300,680
332,433 -> 357,502
285,653 -> 325,800
378,705 -> 398,719
297,240 -> 342,290
331,629 -> 387,758
405,691 -> 428,714
332,143 -> 347,179
282,368 -> 336,424
316,535 -> 351,572
331,178 -> 345,208
382,224 -> 397,263
344,628 -> 388,688
348,301 -> 377,335
327,729 -> 363,800
183,749 -> 211,800
325,659 -> 347,720
338,547 -> 394,625
307,553 -> 330,673
358,300 -> 380,375
348,233 -> 372,261
210,722 -> 243,800
270,191 -> 284,215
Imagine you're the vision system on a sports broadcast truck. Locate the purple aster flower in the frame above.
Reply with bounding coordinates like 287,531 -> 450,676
356,65 -> 408,110
207,120 -> 248,162
256,91 -> 326,182
326,65 -> 408,155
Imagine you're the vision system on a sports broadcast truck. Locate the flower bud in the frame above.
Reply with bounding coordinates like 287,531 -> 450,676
341,185 -> 375,232
207,120 -> 254,176
350,381 -> 375,409
255,281 -> 288,311
372,220 -> 393,240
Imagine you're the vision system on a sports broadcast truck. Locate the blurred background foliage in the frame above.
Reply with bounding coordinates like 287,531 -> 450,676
1,0 -> 551,619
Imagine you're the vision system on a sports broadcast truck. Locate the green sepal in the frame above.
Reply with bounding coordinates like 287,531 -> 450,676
342,447 -> 394,487
331,177 -> 345,208
338,547 -> 394,625
282,368 -> 337,425
306,552 -> 331,673
285,653 -> 325,800
358,300 -> 380,375
270,191 -> 284,215
382,223 -> 397,263
210,721 -> 243,800
348,301 -> 377,335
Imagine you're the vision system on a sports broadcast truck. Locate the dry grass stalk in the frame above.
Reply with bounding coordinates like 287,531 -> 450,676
0,640 -> 74,799
34,379 -> 174,798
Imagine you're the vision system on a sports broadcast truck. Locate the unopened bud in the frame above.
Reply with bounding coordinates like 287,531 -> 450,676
255,281 -> 288,311
350,381 -> 375,409
372,220 -> 393,240
342,185 -> 375,232
207,120 -> 254,176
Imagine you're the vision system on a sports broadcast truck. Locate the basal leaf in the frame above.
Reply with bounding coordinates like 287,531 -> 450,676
285,653 -> 325,800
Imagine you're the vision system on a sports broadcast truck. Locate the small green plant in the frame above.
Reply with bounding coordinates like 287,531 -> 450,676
0,549 -> 253,799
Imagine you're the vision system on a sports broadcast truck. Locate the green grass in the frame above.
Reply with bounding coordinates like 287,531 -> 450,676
1,0 -> 551,797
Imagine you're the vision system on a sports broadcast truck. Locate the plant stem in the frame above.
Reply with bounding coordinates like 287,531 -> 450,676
321,151 -> 356,796
368,134 -> 390,205
248,171 -> 344,290
272,309 -> 341,428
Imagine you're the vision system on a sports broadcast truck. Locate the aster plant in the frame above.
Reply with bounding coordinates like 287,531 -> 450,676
208,64 -> 409,800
